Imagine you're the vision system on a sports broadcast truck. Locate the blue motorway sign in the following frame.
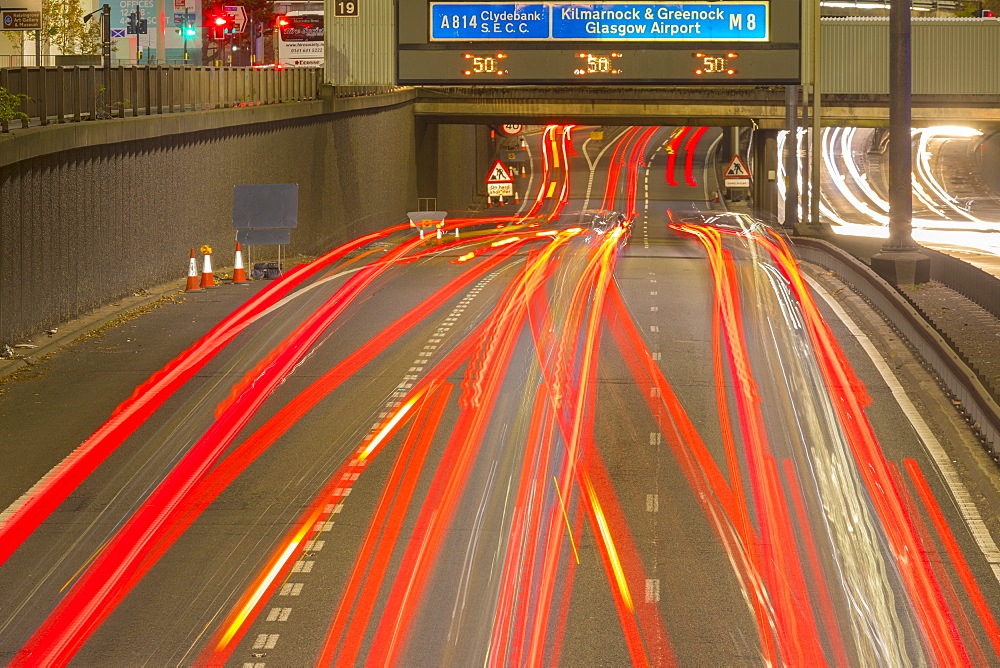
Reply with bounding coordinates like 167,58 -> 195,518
429,2 -> 769,41
431,4 -> 550,39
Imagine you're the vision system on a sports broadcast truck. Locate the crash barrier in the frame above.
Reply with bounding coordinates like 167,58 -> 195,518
792,237 -> 1000,456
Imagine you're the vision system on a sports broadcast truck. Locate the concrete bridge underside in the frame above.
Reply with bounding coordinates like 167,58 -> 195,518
411,87 -> 1000,128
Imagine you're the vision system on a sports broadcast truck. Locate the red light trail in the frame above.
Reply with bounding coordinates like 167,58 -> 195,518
3,125 -> 997,666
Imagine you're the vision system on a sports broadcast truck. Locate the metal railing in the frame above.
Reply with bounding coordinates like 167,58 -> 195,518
0,55 -> 59,68
0,65 -> 324,132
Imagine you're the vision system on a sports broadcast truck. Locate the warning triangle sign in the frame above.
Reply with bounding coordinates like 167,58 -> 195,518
724,155 -> 751,178
486,160 -> 514,183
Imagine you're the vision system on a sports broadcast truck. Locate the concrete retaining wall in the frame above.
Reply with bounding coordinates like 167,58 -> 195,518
0,92 -> 419,344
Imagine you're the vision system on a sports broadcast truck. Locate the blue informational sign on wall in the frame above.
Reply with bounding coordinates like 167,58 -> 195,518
431,4 -> 550,39
429,2 -> 769,41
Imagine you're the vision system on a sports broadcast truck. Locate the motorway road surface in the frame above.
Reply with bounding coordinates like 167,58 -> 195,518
1,125 -> 1000,666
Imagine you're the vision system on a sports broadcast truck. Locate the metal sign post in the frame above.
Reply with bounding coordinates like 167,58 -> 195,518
85,4 -> 112,118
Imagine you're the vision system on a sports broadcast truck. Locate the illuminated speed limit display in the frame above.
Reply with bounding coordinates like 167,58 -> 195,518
397,0 -> 800,84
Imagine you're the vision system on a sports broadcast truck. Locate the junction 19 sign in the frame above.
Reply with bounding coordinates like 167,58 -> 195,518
430,3 -> 769,41
398,0 -> 799,84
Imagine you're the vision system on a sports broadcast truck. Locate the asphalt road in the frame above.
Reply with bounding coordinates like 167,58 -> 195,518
1,125 -> 999,666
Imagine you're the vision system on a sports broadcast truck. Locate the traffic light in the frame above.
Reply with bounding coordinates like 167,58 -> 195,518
211,14 -> 231,38
126,12 -> 137,34
183,23 -> 196,37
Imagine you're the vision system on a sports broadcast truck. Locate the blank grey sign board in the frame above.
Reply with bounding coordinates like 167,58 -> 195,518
238,228 -> 292,245
233,184 -> 299,229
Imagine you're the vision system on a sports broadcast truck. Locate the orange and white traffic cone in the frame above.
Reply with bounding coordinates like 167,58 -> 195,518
185,248 -> 202,292
514,191 -> 520,205
232,242 -> 247,284
200,244 -> 217,289
486,197 -> 492,209
498,195 -> 505,207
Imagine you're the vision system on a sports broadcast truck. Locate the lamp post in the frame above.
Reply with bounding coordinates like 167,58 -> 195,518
84,4 -> 111,119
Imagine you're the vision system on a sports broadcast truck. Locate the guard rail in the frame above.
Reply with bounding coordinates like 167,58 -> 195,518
793,237 -> 1000,457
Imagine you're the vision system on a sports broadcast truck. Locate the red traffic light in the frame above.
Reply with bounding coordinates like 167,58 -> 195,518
209,14 -> 232,38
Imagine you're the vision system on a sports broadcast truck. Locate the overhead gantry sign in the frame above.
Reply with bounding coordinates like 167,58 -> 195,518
397,0 -> 799,84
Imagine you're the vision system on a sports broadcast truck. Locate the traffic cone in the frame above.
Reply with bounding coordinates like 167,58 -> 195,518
514,191 -> 520,205
232,242 -> 247,284
498,195 -> 505,207
521,167 -> 527,178
486,197 -> 492,209
185,248 -> 202,292
200,245 -> 217,288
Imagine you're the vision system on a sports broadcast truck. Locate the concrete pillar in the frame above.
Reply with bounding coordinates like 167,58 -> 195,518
751,129 -> 780,223
872,0 -> 929,285
783,85 -> 798,230
414,119 -> 439,209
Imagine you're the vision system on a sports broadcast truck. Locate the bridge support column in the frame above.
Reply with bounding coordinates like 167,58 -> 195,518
783,85 -> 798,231
872,0 -> 929,286
751,129 -> 780,223
415,118 -> 439,210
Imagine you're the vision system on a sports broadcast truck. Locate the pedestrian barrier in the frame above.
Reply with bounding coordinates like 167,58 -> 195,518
0,65 -> 324,133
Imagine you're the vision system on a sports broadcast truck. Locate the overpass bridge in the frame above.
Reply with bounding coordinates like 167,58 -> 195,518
410,87 -> 1000,128
4,18 -> 1000,132
2,14 -> 1000,363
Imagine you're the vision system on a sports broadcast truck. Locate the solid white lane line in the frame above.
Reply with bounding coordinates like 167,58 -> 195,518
807,274 -> 1000,583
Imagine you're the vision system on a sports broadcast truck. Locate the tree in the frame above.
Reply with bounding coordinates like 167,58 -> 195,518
3,0 -> 101,56
0,86 -> 29,125
44,0 -> 101,55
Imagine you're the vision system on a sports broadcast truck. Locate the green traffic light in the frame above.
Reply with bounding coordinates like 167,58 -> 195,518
183,26 -> 196,36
